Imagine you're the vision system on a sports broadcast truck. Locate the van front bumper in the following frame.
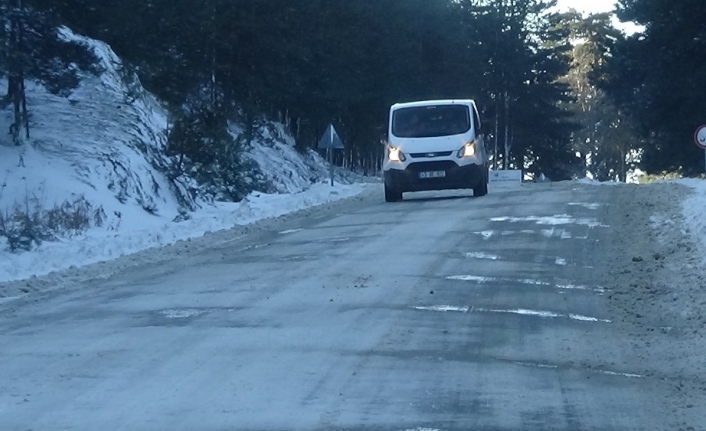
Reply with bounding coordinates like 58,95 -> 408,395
384,161 -> 485,193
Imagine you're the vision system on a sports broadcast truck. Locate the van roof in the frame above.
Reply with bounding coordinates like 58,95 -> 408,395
391,99 -> 475,110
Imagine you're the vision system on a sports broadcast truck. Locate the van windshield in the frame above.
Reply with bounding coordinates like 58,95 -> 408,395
392,105 -> 471,138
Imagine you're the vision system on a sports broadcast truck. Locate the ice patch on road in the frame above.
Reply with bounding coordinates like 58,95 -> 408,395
413,305 -> 469,313
465,252 -> 500,260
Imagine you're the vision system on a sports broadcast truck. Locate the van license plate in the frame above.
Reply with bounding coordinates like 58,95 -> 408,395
419,171 -> 446,179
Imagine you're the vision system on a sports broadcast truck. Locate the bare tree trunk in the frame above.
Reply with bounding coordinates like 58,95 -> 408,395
503,91 -> 510,170
21,72 -> 29,139
10,76 -> 21,145
7,0 -> 28,144
494,93 -> 499,171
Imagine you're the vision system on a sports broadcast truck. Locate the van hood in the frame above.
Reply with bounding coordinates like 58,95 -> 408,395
390,136 -> 468,154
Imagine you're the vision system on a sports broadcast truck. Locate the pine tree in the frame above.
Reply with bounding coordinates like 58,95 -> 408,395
0,0 -> 99,145
601,0 -> 706,174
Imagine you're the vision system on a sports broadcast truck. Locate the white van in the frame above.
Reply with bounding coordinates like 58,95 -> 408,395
383,99 -> 488,202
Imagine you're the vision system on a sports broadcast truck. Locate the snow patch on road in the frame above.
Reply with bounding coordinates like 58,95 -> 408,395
568,202 -> 604,210
465,252 -> 500,260
160,309 -> 206,319
473,231 -> 495,240
473,307 -> 611,323
596,370 -> 643,378
447,275 -> 597,292
491,215 -> 608,228
413,305 -> 469,313
280,228 -> 305,235
541,228 -> 572,239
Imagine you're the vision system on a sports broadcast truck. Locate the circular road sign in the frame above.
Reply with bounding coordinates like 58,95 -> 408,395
696,125 -> 706,150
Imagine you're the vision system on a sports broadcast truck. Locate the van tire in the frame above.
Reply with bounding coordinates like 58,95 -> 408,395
384,184 -> 402,202
473,171 -> 488,197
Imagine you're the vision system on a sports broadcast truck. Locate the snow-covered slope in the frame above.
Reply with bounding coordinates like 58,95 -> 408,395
245,122 -> 361,194
0,29 -> 366,284
0,29 -> 185,227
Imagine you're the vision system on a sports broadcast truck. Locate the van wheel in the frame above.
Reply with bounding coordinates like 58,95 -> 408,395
473,172 -> 488,197
384,184 -> 402,202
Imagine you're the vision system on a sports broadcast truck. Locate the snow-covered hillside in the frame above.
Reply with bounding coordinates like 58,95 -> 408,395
0,29 -> 185,226
0,29 -> 367,283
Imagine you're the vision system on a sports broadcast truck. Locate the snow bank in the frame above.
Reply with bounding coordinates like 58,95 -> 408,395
677,179 -> 706,261
0,183 -> 368,283
0,28 -> 366,284
575,178 -> 626,186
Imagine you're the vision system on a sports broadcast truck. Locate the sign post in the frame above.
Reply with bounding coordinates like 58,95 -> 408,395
317,124 -> 345,186
695,125 -> 706,174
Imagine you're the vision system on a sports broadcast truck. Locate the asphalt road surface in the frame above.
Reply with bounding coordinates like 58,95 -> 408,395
0,182 -> 676,430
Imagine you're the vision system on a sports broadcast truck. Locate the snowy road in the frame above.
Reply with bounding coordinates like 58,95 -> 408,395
0,182 -> 679,430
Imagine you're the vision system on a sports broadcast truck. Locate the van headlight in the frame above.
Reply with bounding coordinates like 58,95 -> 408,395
389,147 -> 406,162
457,142 -> 476,158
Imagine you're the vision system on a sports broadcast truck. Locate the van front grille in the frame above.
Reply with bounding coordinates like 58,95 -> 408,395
409,151 -> 453,159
